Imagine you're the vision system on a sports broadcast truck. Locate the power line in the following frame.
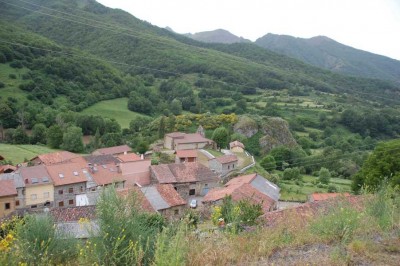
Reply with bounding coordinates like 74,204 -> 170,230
4,0 -> 399,104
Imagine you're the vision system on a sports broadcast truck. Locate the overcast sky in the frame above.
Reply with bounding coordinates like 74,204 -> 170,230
97,0 -> 400,60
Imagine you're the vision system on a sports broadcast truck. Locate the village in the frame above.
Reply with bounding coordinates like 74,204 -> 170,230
0,125 -> 349,238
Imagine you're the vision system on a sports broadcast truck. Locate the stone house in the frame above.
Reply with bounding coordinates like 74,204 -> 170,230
229,140 -> 245,153
119,160 -> 152,187
0,179 -> 17,218
164,132 -> 214,151
209,155 -> 238,176
46,159 -> 89,208
140,184 -> 187,220
203,173 -> 280,211
175,149 -> 198,163
150,162 -> 219,200
19,165 -> 54,209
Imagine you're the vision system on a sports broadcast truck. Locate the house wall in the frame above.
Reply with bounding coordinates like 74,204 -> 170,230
54,182 -> 87,208
164,136 -> 174,150
175,157 -> 197,164
208,159 -> 222,173
0,196 -> 16,218
220,161 -> 237,176
15,188 -> 25,209
25,184 -> 54,208
175,142 -> 209,151
231,146 -> 244,153
159,205 -> 186,220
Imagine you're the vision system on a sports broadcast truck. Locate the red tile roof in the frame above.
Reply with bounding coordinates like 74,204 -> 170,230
117,187 -> 156,213
119,160 -> 151,186
230,140 -> 245,149
46,161 -> 88,186
203,183 -> 275,211
117,153 -> 141,162
89,163 -> 125,186
35,151 -> 81,165
216,155 -> 238,164
310,193 -> 351,202
174,133 -> 212,144
166,132 -> 186,138
156,184 -> 186,207
92,145 -> 132,156
50,206 -> 96,222
0,164 -> 16,174
226,173 -> 257,186
175,150 -> 198,158
150,162 -> 218,184
19,165 -> 52,186
0,179 -> 17,197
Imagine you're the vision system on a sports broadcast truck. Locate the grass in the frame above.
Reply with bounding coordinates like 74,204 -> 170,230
205,149 -> 224,157
0,144 -> 59,164
81,98 -> 149,129
0,64 -> 28,101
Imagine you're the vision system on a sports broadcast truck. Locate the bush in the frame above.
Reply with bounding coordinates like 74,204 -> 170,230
8,74 -> 16,79
318,167 -> 331,184
282,167 -> 301,180
327,185 -> 338,192
0,81 -> 4,88
260,155 -> 276,171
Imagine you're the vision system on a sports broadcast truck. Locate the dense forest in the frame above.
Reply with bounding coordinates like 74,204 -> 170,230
1,0 -> 400,193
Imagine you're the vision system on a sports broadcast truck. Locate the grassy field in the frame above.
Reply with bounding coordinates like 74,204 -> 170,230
0,64 -> 28,101
279,174 -> 352,202
0,144 -> 59,164
81,98 -> 149,129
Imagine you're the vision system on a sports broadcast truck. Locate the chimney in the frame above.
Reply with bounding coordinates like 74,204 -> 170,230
116,164 -> 121,173
25,178 -> 29,184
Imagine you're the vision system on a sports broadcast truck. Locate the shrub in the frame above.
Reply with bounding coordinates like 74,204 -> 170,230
318,167 -> 331,184
260,155 -> 276,171
327,185 -> 338,192
0,81 -> 4,88
282,167 -> 301,180
8,74 -> 16,79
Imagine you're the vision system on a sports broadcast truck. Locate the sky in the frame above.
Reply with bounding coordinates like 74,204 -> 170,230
97,0 -> 400,60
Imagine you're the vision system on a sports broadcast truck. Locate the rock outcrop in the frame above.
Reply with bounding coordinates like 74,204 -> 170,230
259,117 -> 297,154
233,116 -> 258,138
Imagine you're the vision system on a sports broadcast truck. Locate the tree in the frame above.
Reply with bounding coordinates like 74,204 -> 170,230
260,155 -> 276,171
158,116 -> 166,139
318,167 -> 331,184
12,126 -> 29,144
170,99 -> 182,115
352,139 -> 400,193
212,127 -> 229,150
282,167 -> 301,180
136,141 -> 149,154
61,126 -> 84,152
31,123 -> 47,144
47,125 -> 63,149
129,116 -> 152,133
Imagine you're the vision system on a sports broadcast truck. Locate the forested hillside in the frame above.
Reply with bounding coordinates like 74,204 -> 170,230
255,33 -> 400,84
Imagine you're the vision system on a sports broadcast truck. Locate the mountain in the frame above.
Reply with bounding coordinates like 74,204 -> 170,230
185,29 -> 251,44
255,34 -> 400,83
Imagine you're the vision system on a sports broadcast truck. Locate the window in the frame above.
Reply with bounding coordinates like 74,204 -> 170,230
174,209 -> 179,215
31,194 -> 37,200
4,203 -> 10,210
30,205 -> 37,209
189,189 -> 195,196
15,200 -> 20,206
68,187 -> 74,194
58,201 -> 64,207
68,199 -> 74,205
44,201 -> 50,207
80,186 -> 84,192
43,192 -> 49,198
174,187 -> 177,191
58,189 -> 63,195
232,164 -> 235,169
228,165 -> 230,170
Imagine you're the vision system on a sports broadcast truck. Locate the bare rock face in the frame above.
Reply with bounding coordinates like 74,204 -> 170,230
259,117 -> 297,154
234,116 -> 258,138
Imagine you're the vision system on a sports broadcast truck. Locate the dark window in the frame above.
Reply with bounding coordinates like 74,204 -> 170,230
30,205 -> 37,209
58,201 -> 64,207
174,209 -> 179,215
44,201 -> 50,207
69,199 -> 74,205
58,189 -> 63,195
228,165 -> 230,170
189,189 -> 195,196
5,203 -> 11,210
68,187 -> 74,194
174,187 -> 177,191
80,186 -> 84,192
15,200 -> 20,206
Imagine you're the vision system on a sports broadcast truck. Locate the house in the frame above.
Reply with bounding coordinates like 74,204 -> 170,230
229,141 -> 245,153
119,160 -> 152,187
175,149 -> 198,163
0,172 -> 25,210
117,187 -> 156,213
150,162 -> 219,199
0,164 -> 16,174
164,132 -> 214,151
30,151 -> 81,166
19,165 -> 54,209
140,184 -> 186,219
46,159 -> 89,208
0,179 -> 17,218
92,145 -> 132,156
203,173 -> 280,211
309,192 -> 351,202
209,155 -> 238,176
